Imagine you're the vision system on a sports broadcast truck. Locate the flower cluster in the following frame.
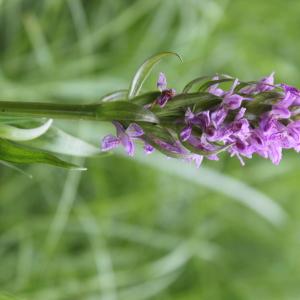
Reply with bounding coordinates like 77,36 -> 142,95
101,72 -> 300,167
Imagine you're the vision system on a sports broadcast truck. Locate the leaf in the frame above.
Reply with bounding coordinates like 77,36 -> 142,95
0,160 -> 33,178
0,119 -> 53,141
128,51 -> 182,99
0,115 -> 38,124
182,76 -> 211,93
0,139 -> 85,170
233,80 -> 257,92
132,91 -> 161,105
95,101 -> 159,123
26,126 -> 101,157
99,89 -> 128,102
198,78 -> 234,92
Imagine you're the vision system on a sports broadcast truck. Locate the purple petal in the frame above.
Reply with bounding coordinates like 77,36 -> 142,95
120,133 -> 135,156
229,78 -> 239,94
157,72 -> 167,91
268,143 -> 282,165
282,84 -> 300,95
257,72 -> 275,92
260,114 -> 274,132
126,123 -> 144,137
208,76 -> 225,96
250,130 -> 266,149
223,94 -> 243,110
144,143 -> 155,154
207,154 -> 219,161
235,107 -> 246,121
196,111 -> 211,129
271,105 -> 291,119
278,90 -> 297,108
187,154 -> 203,168
154,139 -> 187,155
235,138 -> 247,151
231,118 -> 250,135
240,85 -> 257,94
211,108 -> 227,127
185,107 -> 195,122
101,135 -> 120,151
180,126 -> 192,141
281,84 -> 300,105
155,94 -> 169,107
112,121 -> 126,137
155,89 -> 176,107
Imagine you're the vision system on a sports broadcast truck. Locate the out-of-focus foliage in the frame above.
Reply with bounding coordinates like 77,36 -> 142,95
1,0 -> 300,299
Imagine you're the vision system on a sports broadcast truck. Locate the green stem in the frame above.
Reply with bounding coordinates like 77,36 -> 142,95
0,101 -> 99,120
0,100 -> 159,123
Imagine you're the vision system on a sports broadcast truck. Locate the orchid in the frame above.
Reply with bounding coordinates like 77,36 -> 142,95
1,52 -> 300,170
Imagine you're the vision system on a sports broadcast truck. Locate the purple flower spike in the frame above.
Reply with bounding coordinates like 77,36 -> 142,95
157,72 -> 167,91
101,65 -> 300,168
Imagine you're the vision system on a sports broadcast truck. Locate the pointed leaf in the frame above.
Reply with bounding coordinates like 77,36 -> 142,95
26,126 -> 101,157
99,90 -> 128,102
0,160 -> 33,178
0,119 -> 53,141
154,93 -> 221,118
198,78 -> 234,92
0,139 -> 84,170
182,76 -> 211,93
132,91 -> 161,105
128,52 -> 182,99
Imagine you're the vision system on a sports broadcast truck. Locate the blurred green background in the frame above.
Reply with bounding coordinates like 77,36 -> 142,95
1,0 -> 300,299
